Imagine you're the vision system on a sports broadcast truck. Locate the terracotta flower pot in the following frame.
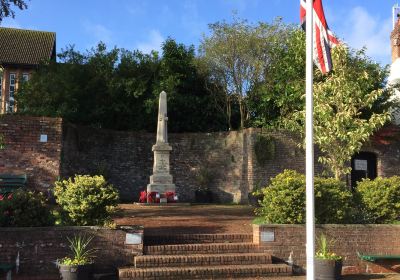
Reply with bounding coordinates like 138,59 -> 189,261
315,258 -> 342,280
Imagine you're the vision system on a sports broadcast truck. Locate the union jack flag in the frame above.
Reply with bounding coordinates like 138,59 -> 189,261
300,0 -> 339,74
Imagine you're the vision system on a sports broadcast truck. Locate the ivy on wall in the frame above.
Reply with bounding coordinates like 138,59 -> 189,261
254,134 -> 276,166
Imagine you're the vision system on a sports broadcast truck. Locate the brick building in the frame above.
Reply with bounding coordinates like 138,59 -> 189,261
0,27 -> 56,113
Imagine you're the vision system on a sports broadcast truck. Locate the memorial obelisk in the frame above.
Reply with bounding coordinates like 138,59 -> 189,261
147,91 -> 176,199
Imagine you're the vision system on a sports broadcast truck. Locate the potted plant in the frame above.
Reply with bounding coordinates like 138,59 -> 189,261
57,234 -> 95,280
315,234 -> 342,280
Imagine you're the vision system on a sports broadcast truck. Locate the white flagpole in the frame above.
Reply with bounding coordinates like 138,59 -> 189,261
306,0 -> 315,279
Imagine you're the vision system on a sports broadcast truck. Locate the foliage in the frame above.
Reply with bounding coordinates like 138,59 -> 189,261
0,0 -> 28,23
0,133 -> 4,149
248,27 -> 307,128
54,175 -> 119,226
255,170 -> 354,224
254,134 -> 275,165
195,166 -> 214,190
316,234 -> 342,261
356,176 -> 400,223
286,45 -> 393,179
59,235 -> 95,265
0,189 -> 54,227
199,16 -> 286,129
17,40 -> 227,132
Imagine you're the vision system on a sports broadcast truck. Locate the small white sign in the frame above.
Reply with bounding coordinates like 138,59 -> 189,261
261,230 -> 275,242
40,134 -> 48,143
125,233 -> 142,245
354,159 -> 368,171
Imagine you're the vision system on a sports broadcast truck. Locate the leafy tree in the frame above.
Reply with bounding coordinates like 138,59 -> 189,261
17,40 -> 227,132
199,17 -> 284,129
0,0 -> 27,22
247,27 -> 307,128
288,45 -> 394,179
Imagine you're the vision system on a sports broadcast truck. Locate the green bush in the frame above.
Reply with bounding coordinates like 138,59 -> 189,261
54,175 -> 119,226
356,176 -> 400,223
0,189 -> 54,227
255,170 -> 354,224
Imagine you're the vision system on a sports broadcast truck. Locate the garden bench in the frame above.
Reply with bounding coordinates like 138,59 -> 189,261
0,174 -> 27,196
357,252 -> 400,262
0,263 -> 14,279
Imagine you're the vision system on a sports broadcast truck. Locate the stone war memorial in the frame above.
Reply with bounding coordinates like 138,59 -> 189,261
146,91 -> 176,203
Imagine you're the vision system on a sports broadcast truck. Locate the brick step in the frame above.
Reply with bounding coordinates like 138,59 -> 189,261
119,263 -> 292,279
144,233 -> 253,245
144,242 -> 262,255
135,252 -> 272,268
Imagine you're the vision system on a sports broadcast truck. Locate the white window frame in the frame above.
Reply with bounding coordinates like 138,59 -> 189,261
9,73 -> 16,112
22,73 -> 29,82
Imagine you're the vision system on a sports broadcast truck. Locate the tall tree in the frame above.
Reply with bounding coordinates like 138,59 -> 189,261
199,17 -> 284,129
288,45 -> 395,179
0,0 -> 28,23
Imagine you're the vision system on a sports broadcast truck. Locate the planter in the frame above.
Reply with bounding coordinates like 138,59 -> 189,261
315,259 -> 342,280
58,263 -> 92,280
195,189 -> 213,203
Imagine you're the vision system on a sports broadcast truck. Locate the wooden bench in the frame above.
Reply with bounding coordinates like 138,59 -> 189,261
0,174 -> 27,196
357,252 -> 400,262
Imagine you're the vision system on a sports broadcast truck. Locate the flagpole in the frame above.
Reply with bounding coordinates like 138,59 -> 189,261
305,0 -> 315,279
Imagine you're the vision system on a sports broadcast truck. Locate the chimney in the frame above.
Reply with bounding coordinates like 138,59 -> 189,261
392,4 -> 400,62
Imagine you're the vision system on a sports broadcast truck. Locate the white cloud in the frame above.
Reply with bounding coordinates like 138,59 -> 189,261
83,21 -> 113,45
338,6 -> 391,65
136,29 -> 164,54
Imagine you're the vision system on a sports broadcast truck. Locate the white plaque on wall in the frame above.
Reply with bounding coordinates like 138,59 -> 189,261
354,159 -> 368,171
261,230 -> 275,242
125,233 -> 142,245
40,134 -> 48,143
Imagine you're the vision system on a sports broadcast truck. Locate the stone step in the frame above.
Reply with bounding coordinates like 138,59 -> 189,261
119,263 -> 292,279
135,252 -> 272,268
144,242 -> 262,255
144,233 -> 253,245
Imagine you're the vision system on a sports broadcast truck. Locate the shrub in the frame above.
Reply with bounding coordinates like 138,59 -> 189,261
54,175 -> 119,226
255,170 -> 354,224
0,189 -> 54,227
356,176 -> 400,223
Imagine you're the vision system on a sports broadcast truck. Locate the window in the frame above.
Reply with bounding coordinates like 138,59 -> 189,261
22,73 -> 29,82
8,73 -> 16,112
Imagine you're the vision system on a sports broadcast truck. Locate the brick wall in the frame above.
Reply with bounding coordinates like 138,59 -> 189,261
1,116 -> 400,203
0,115 -> 62,192
253,224 -> 400,274
0,225 -> 143,276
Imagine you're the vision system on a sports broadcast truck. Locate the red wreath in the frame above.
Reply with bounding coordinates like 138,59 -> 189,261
147,191 -> 160,203
165,191 -> 176,203
139,191 -> 147,203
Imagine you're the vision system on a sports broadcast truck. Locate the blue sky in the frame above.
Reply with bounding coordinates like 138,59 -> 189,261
1,0 -> 395,65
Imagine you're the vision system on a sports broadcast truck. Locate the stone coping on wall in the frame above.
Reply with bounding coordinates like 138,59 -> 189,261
253,224 -> 400,274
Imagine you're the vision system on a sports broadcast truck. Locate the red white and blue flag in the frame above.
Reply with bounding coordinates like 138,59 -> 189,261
300,0 -> 339,74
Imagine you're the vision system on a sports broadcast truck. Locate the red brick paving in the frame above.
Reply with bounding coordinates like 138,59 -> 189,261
113,204 -> 255,235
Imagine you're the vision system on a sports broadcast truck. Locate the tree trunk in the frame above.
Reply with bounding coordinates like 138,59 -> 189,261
239,99 -> 245,129
226,97 -> 232,130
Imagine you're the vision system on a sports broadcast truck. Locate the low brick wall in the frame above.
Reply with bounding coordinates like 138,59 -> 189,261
253,224 -> 400,274
0,225 -> 143,276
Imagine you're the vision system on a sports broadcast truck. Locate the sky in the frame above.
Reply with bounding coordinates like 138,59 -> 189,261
1,0 -> 396,66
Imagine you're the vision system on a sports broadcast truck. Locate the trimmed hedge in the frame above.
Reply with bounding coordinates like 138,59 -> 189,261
54,175 -> 119,226
0,190 -> 54,227
255,170 -> 355,224
356,176 -> 400,223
